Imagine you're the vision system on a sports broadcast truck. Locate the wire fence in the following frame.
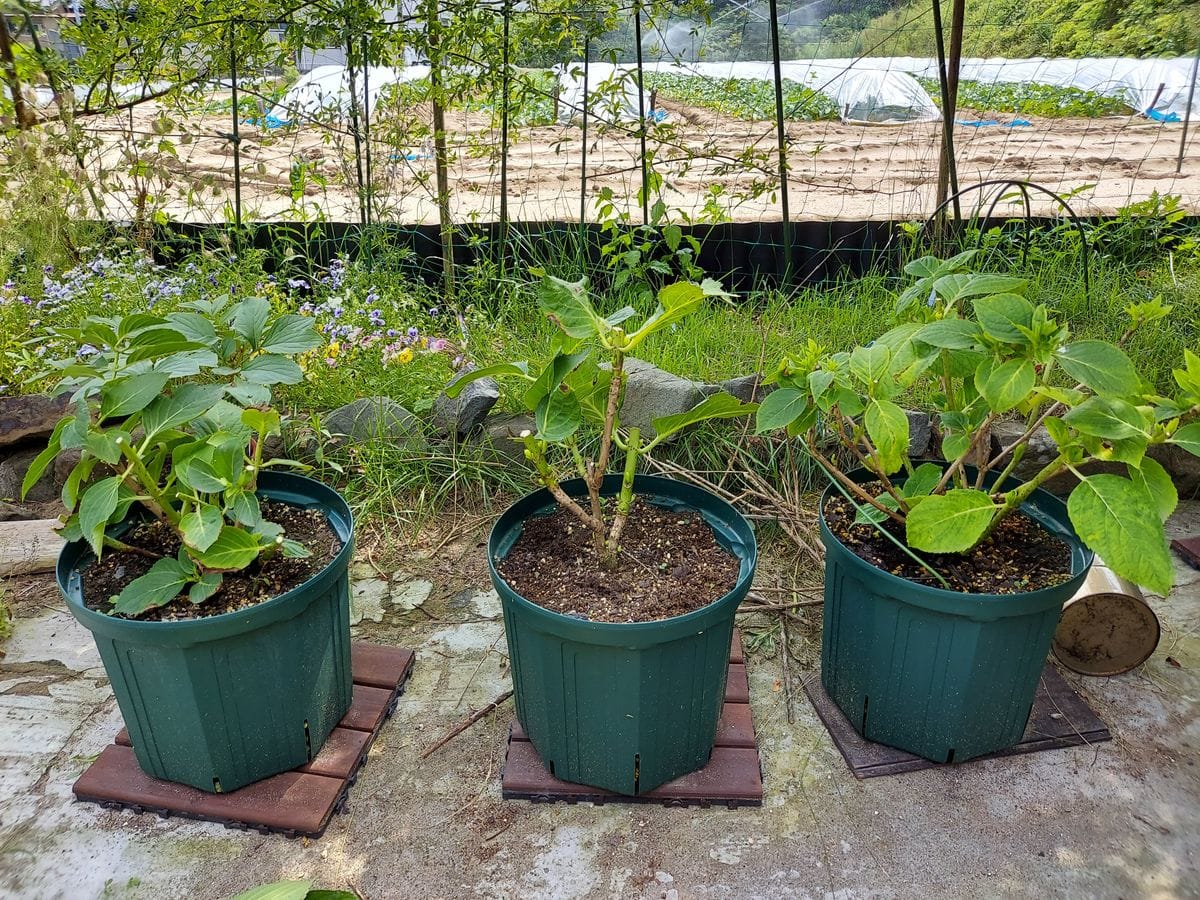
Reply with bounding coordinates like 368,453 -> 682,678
6,3 -> 1200,283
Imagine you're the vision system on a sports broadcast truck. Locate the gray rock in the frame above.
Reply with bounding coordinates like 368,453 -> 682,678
0,393 -> 69,451
0,501 -> 36,521
906,410 -> 933,458
474,412 -> 536,473
975,421 -> 1200,499
1149,443 -> 1200,500
611,358 -> 706,441
323,397 -> 425,451
433,366 -> 500,438
972,420 -> 1057,483
706,373 -> 775,404
0,447 -> 57,502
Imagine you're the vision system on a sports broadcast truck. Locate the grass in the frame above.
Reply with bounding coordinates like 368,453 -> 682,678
1,208 -> 1196,535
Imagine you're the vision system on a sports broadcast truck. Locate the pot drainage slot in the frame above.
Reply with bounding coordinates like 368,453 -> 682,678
212,777 -> 223,793
304,719 -> 312,761
633,754 -> 641,794
547,760 -> 555,777
861,695 -> 869,732
945,748 -> 956,764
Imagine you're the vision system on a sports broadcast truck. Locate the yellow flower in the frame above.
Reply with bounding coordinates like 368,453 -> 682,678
396,347 -> 414,364
328,341 -> 341,358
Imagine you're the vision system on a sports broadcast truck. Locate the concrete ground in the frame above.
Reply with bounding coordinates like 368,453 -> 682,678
1,505 -> 1198,900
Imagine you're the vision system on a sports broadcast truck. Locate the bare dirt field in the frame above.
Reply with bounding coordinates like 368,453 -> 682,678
81,96 -> 1200,225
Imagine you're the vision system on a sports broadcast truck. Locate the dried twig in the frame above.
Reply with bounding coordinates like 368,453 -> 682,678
420,690 -> 514,760
780,614 -> 795,724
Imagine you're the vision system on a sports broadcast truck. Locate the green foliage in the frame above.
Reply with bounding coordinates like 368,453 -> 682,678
918,79 -> 1130,118
448,273 -> 755,568
757,252 -> 1198,595
644,73 -> 838,123
31,296 -> 323,616
856,0 -> 1197,58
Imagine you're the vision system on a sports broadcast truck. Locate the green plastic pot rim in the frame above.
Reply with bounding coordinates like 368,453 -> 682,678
819,463 -> 1094,612
488,473 -> 757,634
56,471 -> 354,643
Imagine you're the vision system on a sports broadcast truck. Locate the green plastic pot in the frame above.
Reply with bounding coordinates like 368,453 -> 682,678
819,466 -> 1094,764
57,471 -> 354,793
489,474 -> 757,796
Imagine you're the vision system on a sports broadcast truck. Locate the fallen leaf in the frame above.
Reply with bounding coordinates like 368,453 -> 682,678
1166,656 -> 1182,669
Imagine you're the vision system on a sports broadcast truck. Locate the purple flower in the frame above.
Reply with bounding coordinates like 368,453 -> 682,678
428,307 -> 440,317
77,344 -> 99,358
407,326 -> 419,340
287,277 -> 309,291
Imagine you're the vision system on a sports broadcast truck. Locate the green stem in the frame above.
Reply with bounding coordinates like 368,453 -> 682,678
116,436 -> 180,526
975,453 -> 1067,545
102,536 -> 164,560
566,438 -> 589,482
523,434 -> 604,547
604,427 -> 640,568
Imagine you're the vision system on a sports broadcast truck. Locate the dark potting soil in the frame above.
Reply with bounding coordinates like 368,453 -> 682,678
824,490 -> 1073,594
81,501 -> 342,621
497,501 -> 741,624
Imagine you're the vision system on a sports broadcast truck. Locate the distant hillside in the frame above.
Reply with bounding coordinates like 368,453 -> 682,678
851,0 -> 1199,58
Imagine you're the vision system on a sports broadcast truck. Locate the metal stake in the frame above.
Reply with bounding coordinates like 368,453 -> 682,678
633,0 -> 649,224
229,20 -> 243,231
1178,44 -> 1199,175
500,0 -> 511,260
767,0 -> 792,284
580,38 -> 590,265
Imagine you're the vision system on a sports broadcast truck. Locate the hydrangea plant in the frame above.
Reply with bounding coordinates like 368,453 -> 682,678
24,294 -> 325,615
448,274 -> 757,568
755,251 -> 1199,595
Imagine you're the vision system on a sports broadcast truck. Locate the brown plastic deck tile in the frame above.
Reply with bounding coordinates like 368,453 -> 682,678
297,728 -> 372,779
725,663 -> 749,703
74,745 -> 343,835
804,663 -> 1111,779
352,645 -> 416,689
1171,536 -> 1200,571
73,641 -> 414,838
502,635 -> 762,808
340,684 -> 395,733
715,702 -> 756,748
729,629 -> 744,664
641,747 -> 762,805
502,741 -> 762,808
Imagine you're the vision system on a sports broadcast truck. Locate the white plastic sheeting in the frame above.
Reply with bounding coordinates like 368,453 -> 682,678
567,56 -> 1196,125
555,64 -> 650,125
557,60 -> 939,125
844,56 -> 1198,119
646,60 -> 942,124
264,55 -> 1196,128
268,64 -> 431,123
